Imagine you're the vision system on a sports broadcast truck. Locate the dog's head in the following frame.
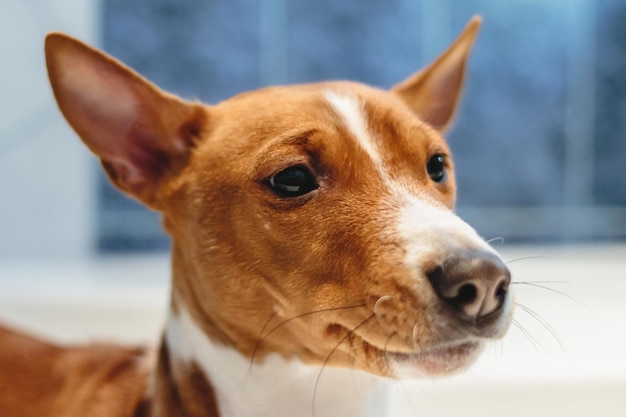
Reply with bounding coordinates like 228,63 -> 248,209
45,16 -> 512,378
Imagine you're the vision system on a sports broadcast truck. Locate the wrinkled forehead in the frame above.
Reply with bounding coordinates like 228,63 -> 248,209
209,81 -> 449,161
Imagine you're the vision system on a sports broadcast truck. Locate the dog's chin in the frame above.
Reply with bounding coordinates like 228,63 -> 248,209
387,341 -> 484,379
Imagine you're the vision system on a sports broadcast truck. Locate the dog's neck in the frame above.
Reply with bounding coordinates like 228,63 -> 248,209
157,302 -> 387,417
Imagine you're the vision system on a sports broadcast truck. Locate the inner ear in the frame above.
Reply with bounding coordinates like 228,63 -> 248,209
99,103 -> 207,197
392,16 -> 482,132
45,32 -> 209,208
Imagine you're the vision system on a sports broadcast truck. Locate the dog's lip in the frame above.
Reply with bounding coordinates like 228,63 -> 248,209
329,319 -> 486,377
339,321 -> 483,376
387,341 -> 482,376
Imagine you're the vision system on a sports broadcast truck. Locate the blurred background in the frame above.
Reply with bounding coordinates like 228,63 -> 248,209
0,1 -> 625,416
2,0 -> 626,256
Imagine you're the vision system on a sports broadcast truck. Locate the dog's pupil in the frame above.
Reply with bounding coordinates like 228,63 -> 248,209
427,154 -> 446,182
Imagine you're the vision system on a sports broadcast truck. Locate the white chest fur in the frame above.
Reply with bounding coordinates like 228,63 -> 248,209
165,306 -> 388,417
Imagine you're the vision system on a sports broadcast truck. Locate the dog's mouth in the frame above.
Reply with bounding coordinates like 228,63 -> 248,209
386,341 -> 482,378
329,320 -> 484,378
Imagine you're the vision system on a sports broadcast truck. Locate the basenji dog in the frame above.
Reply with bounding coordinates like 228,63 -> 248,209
0,16 -> 512,417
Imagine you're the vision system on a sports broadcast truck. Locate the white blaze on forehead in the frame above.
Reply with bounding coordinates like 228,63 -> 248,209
325,91 -> 390,180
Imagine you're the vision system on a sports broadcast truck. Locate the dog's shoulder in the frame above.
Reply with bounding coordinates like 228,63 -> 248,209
0,324 -> 151,417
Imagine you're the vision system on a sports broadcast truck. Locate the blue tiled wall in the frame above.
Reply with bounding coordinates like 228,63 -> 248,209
99,0 -> 626,251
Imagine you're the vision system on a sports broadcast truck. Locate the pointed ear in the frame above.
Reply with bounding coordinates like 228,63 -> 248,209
45,33 -> 207,208
391,16 -> 481,132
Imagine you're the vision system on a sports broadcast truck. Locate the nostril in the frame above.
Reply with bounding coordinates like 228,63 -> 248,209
426,265 -> 443,284
454,283 -> 478,305
495,279 -> 508,300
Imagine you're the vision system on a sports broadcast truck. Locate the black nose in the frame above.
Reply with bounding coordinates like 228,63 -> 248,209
426,249 -> 511,320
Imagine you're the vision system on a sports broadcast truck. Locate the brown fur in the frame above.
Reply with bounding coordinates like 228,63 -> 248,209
165,82 -> 456,368
150,342 -> 220,417
0,325 -> 149,417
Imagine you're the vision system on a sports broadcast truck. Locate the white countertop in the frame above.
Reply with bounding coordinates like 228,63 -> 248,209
1,245 -> 625,416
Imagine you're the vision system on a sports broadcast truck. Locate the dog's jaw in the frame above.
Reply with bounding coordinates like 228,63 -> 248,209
165,303 -> 387,417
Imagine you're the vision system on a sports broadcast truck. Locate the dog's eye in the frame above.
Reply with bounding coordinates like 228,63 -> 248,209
426,154 -> 446,183
268,165 -> 319,197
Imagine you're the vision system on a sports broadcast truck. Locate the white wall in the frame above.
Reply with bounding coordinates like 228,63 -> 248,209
0,0 -> 99,259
